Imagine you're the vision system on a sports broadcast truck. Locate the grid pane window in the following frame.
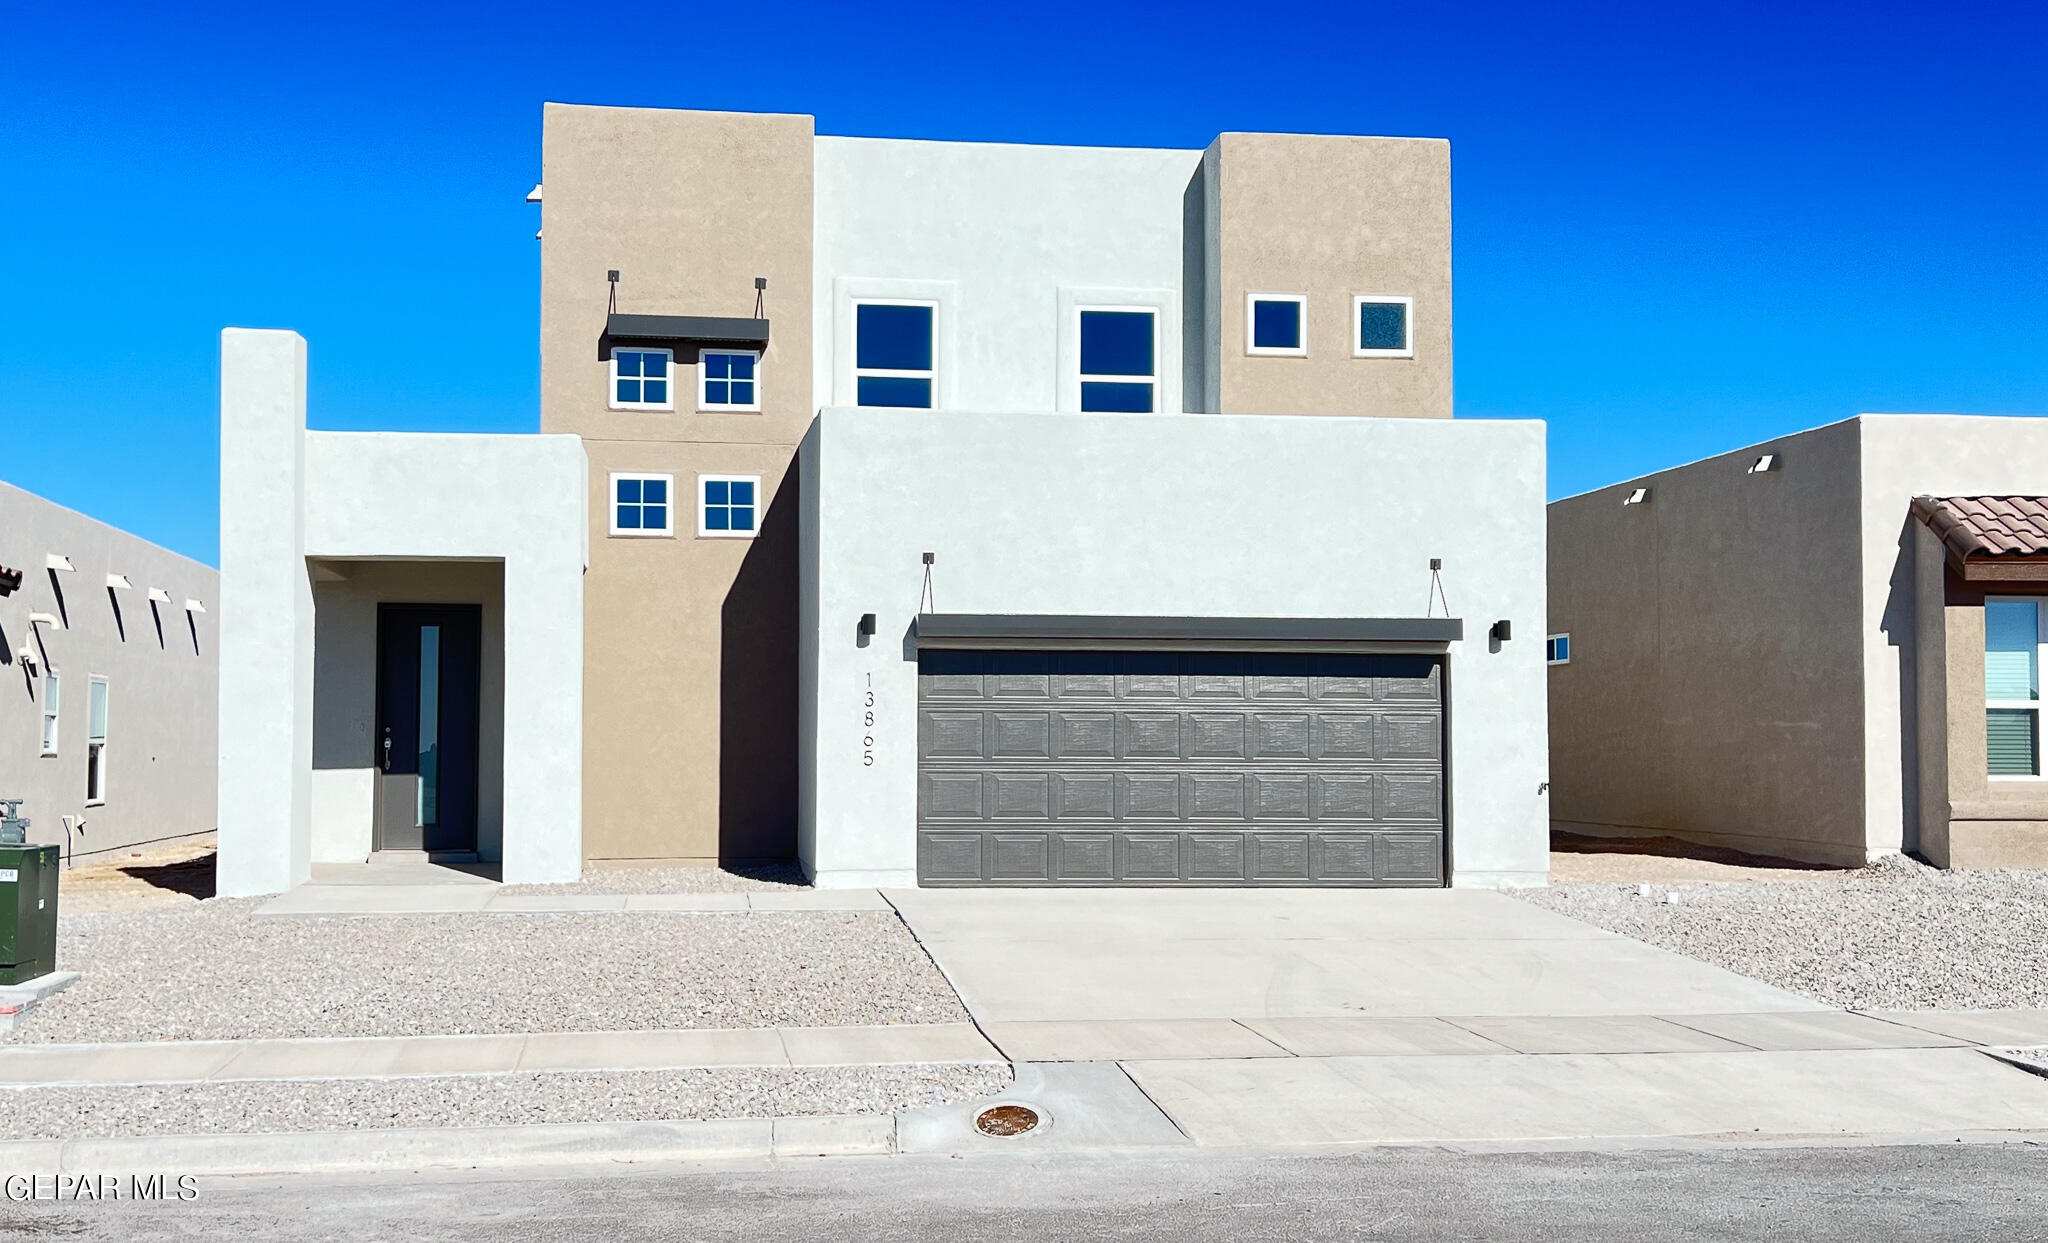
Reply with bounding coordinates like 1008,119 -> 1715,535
855,303 -> 935,408
1546,634 -> 1571,665
701,350 -> 759,410
612,474 -> 671,535
1986,599 -> 2043,776
700,476 -> 759,537
1079,308 -> 1156,413
612,349 -> 673,408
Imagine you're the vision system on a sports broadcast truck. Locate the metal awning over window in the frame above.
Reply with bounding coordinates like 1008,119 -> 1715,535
600,313 -> 770,360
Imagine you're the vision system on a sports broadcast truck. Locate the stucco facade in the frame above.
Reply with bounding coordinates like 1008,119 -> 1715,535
1548,414 -> 2048,867
0,481 -> 217,860
800,408 -> 1549,888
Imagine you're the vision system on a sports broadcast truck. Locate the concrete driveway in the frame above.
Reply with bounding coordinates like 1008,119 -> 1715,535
884,888 -> 2048,1148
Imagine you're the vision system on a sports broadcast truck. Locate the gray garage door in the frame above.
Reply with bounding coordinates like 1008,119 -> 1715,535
916,650 -> 1445,886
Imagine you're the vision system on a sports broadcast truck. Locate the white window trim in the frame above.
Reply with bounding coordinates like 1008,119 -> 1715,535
851,299 -> 939,410
1986,596 -> 2047,779
86,674 -> 108,805
1352,294 -> 1416,359
697,473 -> 763,540
1056,285 -> 1180,414
1546,634 -> 1571,666
697,348 -> 763,413
39,671 -> 59,757
1245,292 -> 1309,357
1074,304 -> 1161,413
831,278 -> 958,410
607,472 -> 676,538
608,347 -> 676,412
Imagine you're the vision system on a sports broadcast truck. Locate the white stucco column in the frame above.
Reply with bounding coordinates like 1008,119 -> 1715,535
499,541 -> 585,884
216,329 -> 314,896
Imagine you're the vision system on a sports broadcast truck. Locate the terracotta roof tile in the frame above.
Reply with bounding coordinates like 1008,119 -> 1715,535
1911,495 -> 2048,561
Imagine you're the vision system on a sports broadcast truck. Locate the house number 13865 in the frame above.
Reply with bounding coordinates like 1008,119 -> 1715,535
862,673 -> 875,767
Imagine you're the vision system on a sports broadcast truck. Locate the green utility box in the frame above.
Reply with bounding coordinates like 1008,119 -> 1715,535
0,845 -> 60,986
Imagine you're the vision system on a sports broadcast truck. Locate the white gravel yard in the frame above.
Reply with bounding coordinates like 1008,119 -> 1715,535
19,901 -> 969,1043
0,1064 -> 1012,1139
1517,856 -> 2048,1011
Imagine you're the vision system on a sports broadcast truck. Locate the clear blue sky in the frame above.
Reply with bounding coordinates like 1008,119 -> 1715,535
4,1 -> 2044,566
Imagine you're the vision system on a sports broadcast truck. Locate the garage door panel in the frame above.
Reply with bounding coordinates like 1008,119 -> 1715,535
919,650 -> 1444,887
1119,713 -> 1181,758
1053,712 -> 1116,758
1188,712 -> 1249,758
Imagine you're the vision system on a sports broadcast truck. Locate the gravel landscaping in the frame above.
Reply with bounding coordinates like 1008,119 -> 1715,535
20,901 -> 968,1043
0,1064 -> 1012,1139
1517,855 -> 2048,1011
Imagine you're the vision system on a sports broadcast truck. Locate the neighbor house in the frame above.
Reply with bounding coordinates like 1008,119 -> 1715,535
216,104 -> 1550,894
1,480 -> 217,861
1547,415 -> 2048,869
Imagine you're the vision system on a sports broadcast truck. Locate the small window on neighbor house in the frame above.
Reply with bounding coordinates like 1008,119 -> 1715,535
699,474 -> 759,538
1986,598 -> 2043,776
1546,634 -> 1571,665
86,676 -> 108,804
610,473 -> 673,537
39,672 -> 59,756
610,348 -> 674,410
1079,308 -> 1156,412
855,302 -> 935,408
1354,295 -> 1414,357
699,350 -> 760,411
1247,294 -> 1307,356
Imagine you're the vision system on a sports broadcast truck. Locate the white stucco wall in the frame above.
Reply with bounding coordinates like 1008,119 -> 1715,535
215,329 -> 589,894
1859,413 -> 2048,856
800,407 -> 1550,888
813,137 -> 1201,416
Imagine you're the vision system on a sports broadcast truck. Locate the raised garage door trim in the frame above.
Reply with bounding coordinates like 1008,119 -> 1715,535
915,619 -> 1453,887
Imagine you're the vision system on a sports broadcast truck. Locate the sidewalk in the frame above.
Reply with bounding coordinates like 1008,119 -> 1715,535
255,885 -> 891,917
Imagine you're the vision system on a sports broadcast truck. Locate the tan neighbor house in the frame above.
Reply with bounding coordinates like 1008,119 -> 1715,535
1547,415 -> 2048,870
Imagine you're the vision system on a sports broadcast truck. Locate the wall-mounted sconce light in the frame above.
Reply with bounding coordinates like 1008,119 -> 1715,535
858,613 -> 876,637
1747,453 -> 1779,474
1622,487 -> 1651,506
1490,620 -> 1513,643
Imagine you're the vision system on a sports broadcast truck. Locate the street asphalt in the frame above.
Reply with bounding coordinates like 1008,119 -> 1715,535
13,1139 -> 2048,1241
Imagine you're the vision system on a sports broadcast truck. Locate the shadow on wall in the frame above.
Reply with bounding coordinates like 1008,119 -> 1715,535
1880,513 -> 1919,856
718,470 -> 800,864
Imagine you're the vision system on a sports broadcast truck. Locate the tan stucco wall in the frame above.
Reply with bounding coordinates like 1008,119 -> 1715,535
541,103 -> 812,866
1914,545 -> 2048,867
1209,133 -> 1452,419
1546,420 -> 1871,866
308,559 -> 505,862
0,482 -> 218,860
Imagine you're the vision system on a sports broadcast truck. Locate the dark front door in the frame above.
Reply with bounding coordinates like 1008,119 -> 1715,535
375,604 -> 482,854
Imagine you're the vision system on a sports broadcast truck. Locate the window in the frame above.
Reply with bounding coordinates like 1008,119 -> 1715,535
699,474 -> 760,538
39,672 -> 58,756
854,302 -> 934,408
1546,634 -> 1571,665
610,348 -> 674,410
1246,293 -> 1307,356
609,473 -> 674,537
1986,598 -> 2045,777
86,676 -> 108,804
699,350 -> 760,411
1078,307 -> 1157,412
1353,295 -> 1414,358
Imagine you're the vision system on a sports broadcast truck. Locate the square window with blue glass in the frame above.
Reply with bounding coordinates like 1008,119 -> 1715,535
700,475 -> 759,537
612,474 -> 671,535
855,302 -> 935,408
1355,297 -> 1411,355
612,349 -> 672,408
1079,308 -> 1155,413
1248,295 -> 1305,354
700,350 -> 760,410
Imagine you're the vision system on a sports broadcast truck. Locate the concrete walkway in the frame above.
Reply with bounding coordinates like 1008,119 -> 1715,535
257,884 -> 890,917
0,1022 -> 1002,1087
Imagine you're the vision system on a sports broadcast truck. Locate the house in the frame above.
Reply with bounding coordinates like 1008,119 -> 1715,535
0,480 -> 218,861
1547,414 -> 2048,869
216,104 -> 1550,895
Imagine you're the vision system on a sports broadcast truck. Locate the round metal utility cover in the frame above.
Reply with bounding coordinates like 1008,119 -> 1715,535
974,1104 -> 1040,1137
